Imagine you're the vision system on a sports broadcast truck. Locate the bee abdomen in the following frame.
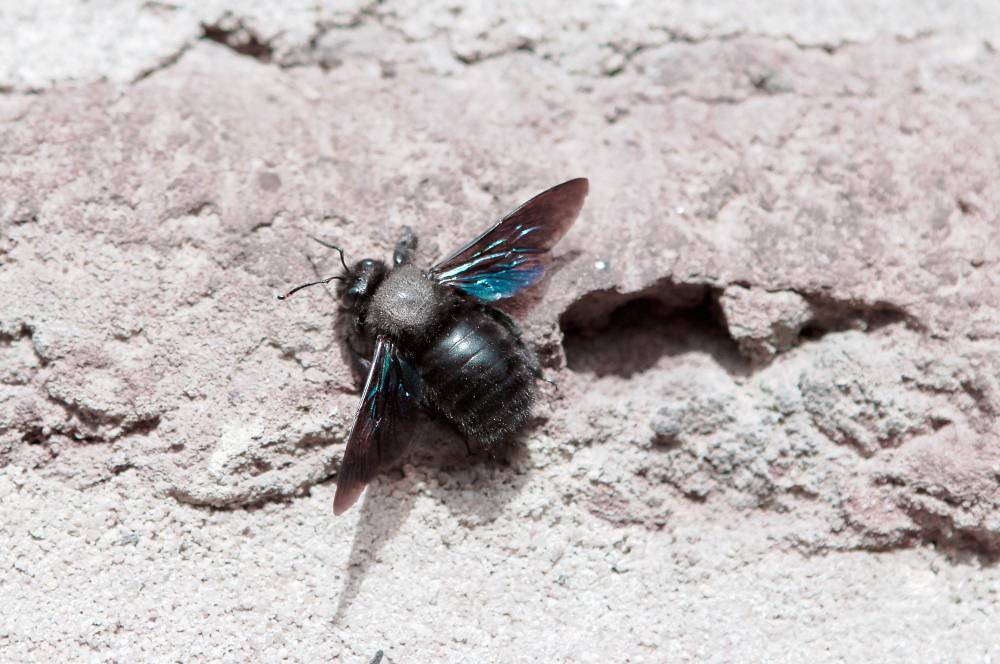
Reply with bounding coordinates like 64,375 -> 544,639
418,309 -> 538,448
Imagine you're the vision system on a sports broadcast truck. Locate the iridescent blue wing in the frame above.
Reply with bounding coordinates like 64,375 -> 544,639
429,178 -> 589,302
333,336 -> 421,515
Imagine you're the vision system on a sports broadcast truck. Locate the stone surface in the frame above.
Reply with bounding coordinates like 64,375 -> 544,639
3,2 -> 1000,662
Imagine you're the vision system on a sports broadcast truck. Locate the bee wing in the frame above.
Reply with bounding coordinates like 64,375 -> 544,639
333,336 -> 421,516
429,178 -> 589,302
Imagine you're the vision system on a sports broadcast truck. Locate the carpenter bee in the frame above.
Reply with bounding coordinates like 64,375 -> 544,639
279,178 -> 589,514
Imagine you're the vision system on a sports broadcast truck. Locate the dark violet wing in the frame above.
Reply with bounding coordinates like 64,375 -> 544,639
429,178 -> 589,302
333,336 -> 420,516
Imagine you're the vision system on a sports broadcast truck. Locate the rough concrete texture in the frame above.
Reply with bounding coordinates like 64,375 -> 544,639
2,2 -> 1000,662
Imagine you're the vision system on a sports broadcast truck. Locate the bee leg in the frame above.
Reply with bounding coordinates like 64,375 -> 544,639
481,306 -> 523,341
344,321 -> 373,383
348,345 -> 372,379
396,355 -> 426,406
539,374 -> 560,391
392,225 -> 419,266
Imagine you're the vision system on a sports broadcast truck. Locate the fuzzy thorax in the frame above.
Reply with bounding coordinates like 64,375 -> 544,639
367,265 -> 449,342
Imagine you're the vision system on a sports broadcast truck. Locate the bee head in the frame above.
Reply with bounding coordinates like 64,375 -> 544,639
338,258 -> 387,307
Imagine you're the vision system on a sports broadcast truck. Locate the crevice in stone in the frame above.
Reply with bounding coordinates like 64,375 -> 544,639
844,475 -> 1000,562
160,200 -> 219,223
895,505 -> 1000,565
250,219 -> 275,233
186,200 -> 219,217
908,524 -> 1000,565
1,322 -> 49,368
201,19 -> 275,63
958,376 -> 996,416
793,512 -> 1000,565
131,43 -> 192,84
168,485 -> 306,511
453,41 -> 537,66
20,426 -> 47,447
42,392 -> 162,445
897,483 -> 1000,562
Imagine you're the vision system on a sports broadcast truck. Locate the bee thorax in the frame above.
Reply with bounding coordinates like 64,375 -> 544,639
367,265 -> 448,341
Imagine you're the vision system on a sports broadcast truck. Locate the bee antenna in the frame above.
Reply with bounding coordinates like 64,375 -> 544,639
308,236 -> 353,276
276,275 -> 345,300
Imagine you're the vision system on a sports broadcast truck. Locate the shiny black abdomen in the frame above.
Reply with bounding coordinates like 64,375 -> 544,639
416,307 -> 539,449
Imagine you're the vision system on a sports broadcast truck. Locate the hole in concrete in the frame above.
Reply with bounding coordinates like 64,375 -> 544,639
559,281 -> 748,378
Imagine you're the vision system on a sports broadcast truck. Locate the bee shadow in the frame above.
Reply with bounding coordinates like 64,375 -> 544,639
333,414 -> 532,621
333,468 -> 419,624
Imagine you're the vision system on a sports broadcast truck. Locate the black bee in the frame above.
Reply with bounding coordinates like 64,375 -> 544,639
279,178 -> 589,514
